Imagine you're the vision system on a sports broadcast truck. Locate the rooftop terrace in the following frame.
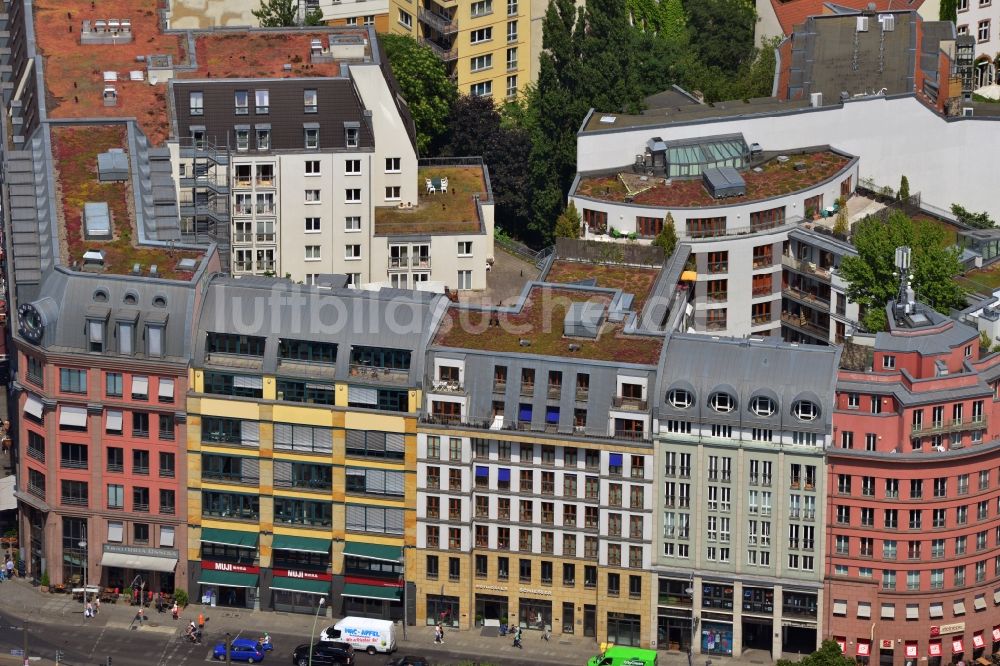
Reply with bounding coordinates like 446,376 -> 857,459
374,165 -> 489,236
35,0 -> 365,144
544,260 -> 660,312
51,123 -> 203,279
433,285 -> 663,364
575,149 -> 852,208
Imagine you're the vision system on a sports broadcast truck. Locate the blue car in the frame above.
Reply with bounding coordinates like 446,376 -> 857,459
213,638 -> 266,663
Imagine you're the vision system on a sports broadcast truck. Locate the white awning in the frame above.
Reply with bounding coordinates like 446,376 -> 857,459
833,600 -> 847,616
100,551 -> 177,573
929,602 -> 944,618
158,378 -> 175,400
105,410 -> 123,432
132,376 -> 149,396
160,526 -> 175,548
60,406 -> 88,428
881,604 -> 895,619
975,596 -> 987,611
906,605 -> 919,620
233,375 -> 263,390
994,589 -> 1000,604
24,395 -> 43,419
857,602 -> 871,619
954,600 -> 966,615
107,522 -> 123,543
0,476 -> 16,512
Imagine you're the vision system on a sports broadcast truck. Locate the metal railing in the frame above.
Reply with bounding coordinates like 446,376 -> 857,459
418,7 -> 458,33
782,254 -> 834,282
612,396 -> 648,411
912,415 -> 987,435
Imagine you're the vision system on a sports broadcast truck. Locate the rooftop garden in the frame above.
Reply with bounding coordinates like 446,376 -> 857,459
957,265 -> 1000,295
35,0 -> 185,144
545,260 -> 659,312
575,150 -> 852,208
374,166 -> 488,235
434,286 -> 663,364
188,32 -> 348,79
52,123 -> 202,280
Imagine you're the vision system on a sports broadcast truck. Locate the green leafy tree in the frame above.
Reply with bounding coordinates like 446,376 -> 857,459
653,213 -> 678,256
898,175 -> 910,202
305,8 -> 324,25
442,94 -> 532,237
777,640 -> 856,666
381,35 -> 457,154
252,0 -> 297,26
682,0 -> 757,74
951,203 -> 995,229
981,329 -> 993,353
840,212 -> 965,332
554,202 -> 582,238
833,207 -> 849,238
940,0 -> 958,22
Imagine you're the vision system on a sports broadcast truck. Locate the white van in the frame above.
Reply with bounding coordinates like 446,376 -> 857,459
320,617 -> 397,655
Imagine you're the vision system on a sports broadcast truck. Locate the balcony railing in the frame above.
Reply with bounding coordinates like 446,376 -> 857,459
62,496 -> 88,507
27,447 -> 45,462
28,483 -> 45,499
389,256 -> 410,269
430,380 -> 465,394
782,254 -> 833,282
348,364 -> 410,384
133,502 -> 150,513
418,7 -> 458,34
612,396 -> 648,411
160,505 -> 175,515
576,387 -> 589,401
421,37 -> 457,60
783,285 -> 831,307
912,415 -> 987,435
781,312 -> 828,339
60,459 -> 87,470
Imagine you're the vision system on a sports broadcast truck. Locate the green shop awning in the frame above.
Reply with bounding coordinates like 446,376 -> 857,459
200,528 -> 258,549
342,542 -> 402,563
271,576 -> 330,596
341,583 -> 400,601
198,569 -> 259,589
272,534 -> 331,555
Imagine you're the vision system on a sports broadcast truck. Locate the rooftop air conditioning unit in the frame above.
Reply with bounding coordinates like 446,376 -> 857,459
857,16 -> 869,32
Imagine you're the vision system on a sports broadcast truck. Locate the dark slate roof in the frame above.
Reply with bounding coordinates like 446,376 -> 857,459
193,277 -> 448,384
658,334 -> 841,433
877,303 -> 979,354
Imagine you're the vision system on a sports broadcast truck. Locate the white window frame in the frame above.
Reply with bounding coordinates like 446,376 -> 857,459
189,91 -> 203,115
305,189 -> 321,204
304,89 -> 318,113
345,244 -> 362,260
385,157 -> 401,173
398,9 -> 412,28
304,245 -> 321,261
471,27 -> 493,44
385,186 -> 401,201
305,160 -> 321,176
471,54 -> 493,72
457,241 -> 473,257
345,216 -> 361,232
305,217 -> 321,233
255,89 -> 270,114
346,159 -> 361,175
457,270 -> 473,290
346,189 -> 362,204
305,128 -> 319,149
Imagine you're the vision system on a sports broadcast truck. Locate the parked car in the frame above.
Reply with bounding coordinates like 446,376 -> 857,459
213,638 -> 266,663
292,642 -> 354,666
386,657 -> 429,666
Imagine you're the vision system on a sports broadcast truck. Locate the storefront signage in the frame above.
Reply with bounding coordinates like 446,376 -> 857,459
344,575 -> 401,588
993,628 -> 1000,642
928,642 -> 942,657
857,641 -> 871,657
201,561 -> 260,574
952,638 -> 964,654
518,587 -> 553,596
104,544 -> 179,559
905,643 -> 918,658
973,634 -> 985,649
934,623 -> 966,636
475,584 -> 508,592
272,569 -> 332,582
880,640 -> 894,650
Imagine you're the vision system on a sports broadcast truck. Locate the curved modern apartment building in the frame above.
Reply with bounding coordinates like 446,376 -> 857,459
826,303 -> 1000,666
568,132 -> 859,338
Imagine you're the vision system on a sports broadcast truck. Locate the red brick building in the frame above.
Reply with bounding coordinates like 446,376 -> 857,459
826,303 -> 1000,666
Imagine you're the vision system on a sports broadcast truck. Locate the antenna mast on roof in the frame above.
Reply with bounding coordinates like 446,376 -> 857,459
894,246 -> 915,315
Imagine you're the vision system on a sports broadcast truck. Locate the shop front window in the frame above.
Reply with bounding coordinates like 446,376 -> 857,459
426,594 -> 460,628
62,517 -> 87,586
608,612 -> 642,647
701,622 -> 734,655
519,598 -> 551,630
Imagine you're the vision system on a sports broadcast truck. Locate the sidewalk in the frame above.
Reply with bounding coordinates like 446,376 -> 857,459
0,578 -> 763,665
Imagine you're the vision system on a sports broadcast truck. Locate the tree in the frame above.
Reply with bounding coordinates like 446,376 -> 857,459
252,0 -> 297,26
381,35 -> 457,154
940,0 -> 958,22
833,207 -> 849,238
951,203 -> 995,229
777,640 -> 856,666
442,94 -> 533,237
653,213 -> 678,256
304,8 -> 324,25
981,329 -> 993,354
898,175 -> 910,202
554,202 -> 582,238
840,212 -> 965,332
682,0 -> 757,75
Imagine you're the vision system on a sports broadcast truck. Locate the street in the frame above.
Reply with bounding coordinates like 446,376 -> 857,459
0,609 -> 562,666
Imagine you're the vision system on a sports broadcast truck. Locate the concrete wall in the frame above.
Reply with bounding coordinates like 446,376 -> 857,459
577,96 -> 1000,220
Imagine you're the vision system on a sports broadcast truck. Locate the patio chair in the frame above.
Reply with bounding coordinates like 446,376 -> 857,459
441,177 -> 449,192
425,178 -> 435,195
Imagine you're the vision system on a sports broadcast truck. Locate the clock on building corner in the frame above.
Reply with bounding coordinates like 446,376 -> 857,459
18,302 -> 43,343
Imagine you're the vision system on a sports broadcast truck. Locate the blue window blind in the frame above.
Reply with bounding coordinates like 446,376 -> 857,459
498,468 -> 511,482
475,466 -> 489,478
518,405 -> 533,422
545,407 -> 560,424
609,453 -> 623,467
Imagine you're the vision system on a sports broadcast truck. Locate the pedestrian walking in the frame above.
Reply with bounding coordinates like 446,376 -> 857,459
438,623 -> 445,643
197,611 -> 205,633
512,627 -> 522,649
85,601 -> 93,619
94,597 -> 101,615
5,556 -> 13,579
433,625 -> 442,644
171,601 -> 179,620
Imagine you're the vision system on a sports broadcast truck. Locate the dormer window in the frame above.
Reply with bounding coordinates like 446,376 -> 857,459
189,91 -> 203,116
87,319 -> 105,353
117,321 -> 134,355
750,395 -> 776,417
147,324 -> 164,358
710,392 -> 735,413
793,400 -> 819,422
344,122 -> 360,148
667,389 -> 692,409
255,89 -> 270,114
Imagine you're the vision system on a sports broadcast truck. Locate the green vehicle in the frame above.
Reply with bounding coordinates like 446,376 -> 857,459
587,646 -> 659,666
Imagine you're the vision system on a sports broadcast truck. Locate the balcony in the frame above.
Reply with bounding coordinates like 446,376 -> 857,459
707,291 -> 728,303
782,254 -> 833,282
576,387 -> 589,401
783,285 -> 831,308
520,383 -> 534,396
493,379 -> 507,393
133,503 -> 150,513
705,319 -> 728,332
547,384 -> 562,399
349,364 -> 409,384
781,312 -> 828,339
912,415 -> 987,435
418,7 -> 458,34
62,496 -> 88,507
28,483 -> 45,499
389,256 -> 410,269
430,380 -> 465,395
255,204 -> 275,215
612,396 -> 648,412
421,37 -> 457,61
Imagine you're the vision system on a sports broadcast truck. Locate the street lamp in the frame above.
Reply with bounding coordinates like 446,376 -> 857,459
308,597 -> 326,666
79,540 -> 88,611
685,585 -> 697,666
398,555 -> 407,641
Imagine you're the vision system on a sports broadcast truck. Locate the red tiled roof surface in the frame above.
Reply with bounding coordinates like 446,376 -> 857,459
770,0 -> 925,35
